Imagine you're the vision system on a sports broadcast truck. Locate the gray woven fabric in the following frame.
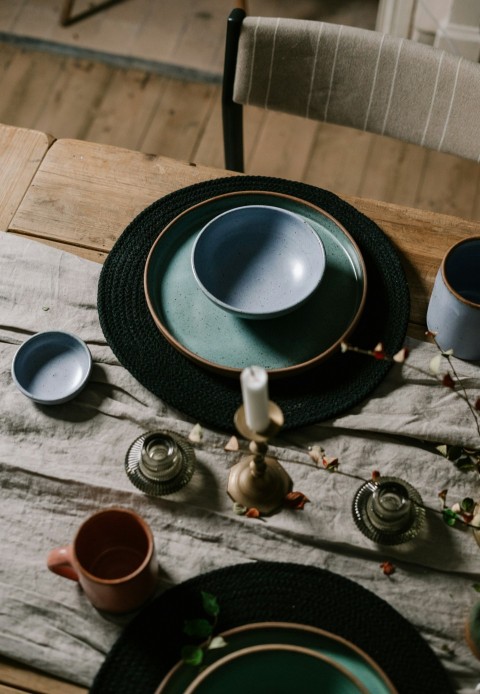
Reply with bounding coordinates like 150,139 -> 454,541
233,18 -> 480,163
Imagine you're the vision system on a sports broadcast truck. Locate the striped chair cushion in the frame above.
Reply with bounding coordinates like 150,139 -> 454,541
233,17 -> 480,163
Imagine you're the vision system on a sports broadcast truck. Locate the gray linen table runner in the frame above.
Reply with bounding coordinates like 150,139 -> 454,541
1,232 -> 479,691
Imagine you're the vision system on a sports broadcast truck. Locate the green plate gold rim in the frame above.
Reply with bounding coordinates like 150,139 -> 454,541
155,621 -> 397,694
144,191 -> 367,378
184,643 -> 368,694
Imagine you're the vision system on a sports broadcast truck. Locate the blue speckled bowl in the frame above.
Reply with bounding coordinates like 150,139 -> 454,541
191,205 -> 325,319
11,330 -> 92,405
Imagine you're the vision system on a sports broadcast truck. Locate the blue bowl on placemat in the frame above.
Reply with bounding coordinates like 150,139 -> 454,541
191,205 -> 326,320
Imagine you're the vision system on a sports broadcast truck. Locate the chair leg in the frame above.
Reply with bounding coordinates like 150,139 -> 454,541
222,8 -> 246,172
59,0 -> 75,26
59,0 -> 125,26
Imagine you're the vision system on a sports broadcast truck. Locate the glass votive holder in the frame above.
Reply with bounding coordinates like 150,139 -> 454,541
352,476 -> 425,545
125,430 -> 196,496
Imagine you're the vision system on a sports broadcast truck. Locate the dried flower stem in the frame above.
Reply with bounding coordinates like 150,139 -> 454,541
437,340 -> 480,438
278,444 -> 480,529
343,342 -> 480,440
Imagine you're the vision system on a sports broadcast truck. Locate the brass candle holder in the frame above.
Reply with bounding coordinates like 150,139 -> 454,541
227,401 -> 292,515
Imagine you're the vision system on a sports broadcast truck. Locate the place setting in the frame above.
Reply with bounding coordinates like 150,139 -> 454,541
145,196 -> 364,376
89,560 -> 456,694
97,175 -> 411,432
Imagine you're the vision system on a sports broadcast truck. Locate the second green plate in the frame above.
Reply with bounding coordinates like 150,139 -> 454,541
155,622 -> 396,694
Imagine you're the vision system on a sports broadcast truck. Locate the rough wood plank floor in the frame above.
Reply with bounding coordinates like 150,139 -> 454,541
0,0 -> 380,77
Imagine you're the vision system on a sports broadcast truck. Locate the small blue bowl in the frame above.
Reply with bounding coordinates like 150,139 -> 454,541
11,331 -> 92,405
191,205 -> 326,319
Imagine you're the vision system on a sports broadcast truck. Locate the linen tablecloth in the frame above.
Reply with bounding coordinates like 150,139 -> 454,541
0,232 -> 479,691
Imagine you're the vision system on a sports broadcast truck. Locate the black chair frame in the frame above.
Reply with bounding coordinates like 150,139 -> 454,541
222,8 -> 247,172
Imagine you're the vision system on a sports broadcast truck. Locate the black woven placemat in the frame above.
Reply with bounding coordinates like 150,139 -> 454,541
98,176 -> 410,432
90,561 -> 454,694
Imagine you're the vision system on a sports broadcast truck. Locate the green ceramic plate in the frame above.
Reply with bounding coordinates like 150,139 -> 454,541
155,622 -> 397,694
184,644 -> 367,694
144,192 -> 366,378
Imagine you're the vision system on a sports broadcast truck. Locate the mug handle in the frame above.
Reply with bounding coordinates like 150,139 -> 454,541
47,545 -> 79,581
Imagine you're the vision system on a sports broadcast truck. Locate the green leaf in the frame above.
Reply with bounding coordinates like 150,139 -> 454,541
461,497 -> 475,513
446,445 -> 463,461
181,645 -> 204,666
208,636 -> 227,650
201,591 -> 220,618
442,508 -> 457,526
454,456 -> 476,472
472,583 -> 480,593
183,618 -> 213,638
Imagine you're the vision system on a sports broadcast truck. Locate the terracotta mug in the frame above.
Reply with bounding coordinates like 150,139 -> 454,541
47,507 -> 158,613
426,236 -> 480,361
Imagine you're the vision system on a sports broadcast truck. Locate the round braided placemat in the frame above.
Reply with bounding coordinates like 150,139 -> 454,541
90,561 -> 454,694
97,176 -> 410,432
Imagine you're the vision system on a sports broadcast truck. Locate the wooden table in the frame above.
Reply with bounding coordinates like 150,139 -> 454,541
1,122 -> 480,693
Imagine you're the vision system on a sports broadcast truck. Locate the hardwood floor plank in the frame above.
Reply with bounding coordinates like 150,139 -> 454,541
0,0 -> 379,76
0,0 -> 26,29
0,48 -> 64,129
302,122 -> 373,197
357,136 -> 426,208
140,78 -> 218,160
193,92 -> 225,169
85,67 -> 166,151
8,0 -> 59,39
415,149 -> 480,221
60,0 -> 152,49
33,58 -> 112,140
55,0 -> 153,52
122,1 -> 184,66
246,109 -> 318,181
384,143 -> 428,208
0,42 -> 17,72
242,105 -> 269,170
167,2 -> 227,75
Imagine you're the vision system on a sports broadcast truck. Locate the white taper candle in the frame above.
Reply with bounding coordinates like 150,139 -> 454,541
240,366 -> 270,433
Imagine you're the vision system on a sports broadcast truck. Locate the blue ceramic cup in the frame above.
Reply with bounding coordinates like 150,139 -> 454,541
426,236 -> 480,361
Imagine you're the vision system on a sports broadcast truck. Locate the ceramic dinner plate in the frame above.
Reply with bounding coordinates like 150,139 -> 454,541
144,192 -> 366,378
183,644 -> 368,694
154,622 -> 397,694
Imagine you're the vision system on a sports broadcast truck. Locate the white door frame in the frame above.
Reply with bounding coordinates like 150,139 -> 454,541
376,0 -> 480,59
375,0 -> 417,37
